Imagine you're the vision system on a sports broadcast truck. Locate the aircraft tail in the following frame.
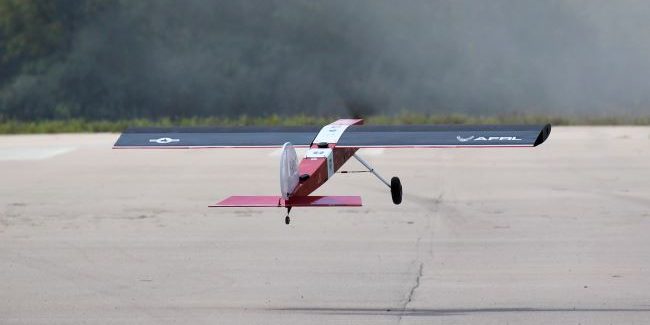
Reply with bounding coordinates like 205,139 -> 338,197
210,195 -> 362,207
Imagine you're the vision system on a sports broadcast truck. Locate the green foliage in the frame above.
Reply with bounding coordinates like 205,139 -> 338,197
0,0 -> 384,120
0,0 -> 113,64
0,0 -> 117,118
0,1 -> 649,121
0,1 -> 61,63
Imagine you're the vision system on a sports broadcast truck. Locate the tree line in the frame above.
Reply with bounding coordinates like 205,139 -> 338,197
1,0 -> 649,121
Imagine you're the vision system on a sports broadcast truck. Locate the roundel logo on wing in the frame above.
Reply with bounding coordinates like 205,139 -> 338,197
456,135 -> 474,142
149,137 -> 180,144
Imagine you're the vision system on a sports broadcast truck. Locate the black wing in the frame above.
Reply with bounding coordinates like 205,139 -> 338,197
336,124 -> 551,147
113,126 -> 320,148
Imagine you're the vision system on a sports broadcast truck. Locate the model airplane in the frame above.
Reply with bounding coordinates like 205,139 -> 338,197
114,118 -> 551,224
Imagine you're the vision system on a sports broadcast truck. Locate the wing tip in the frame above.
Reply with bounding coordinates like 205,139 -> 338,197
533,124 -> 552,147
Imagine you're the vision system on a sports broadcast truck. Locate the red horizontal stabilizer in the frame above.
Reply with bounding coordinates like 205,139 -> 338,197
285,196 -> 362,207
210,195 -> 362,207
212,196 -> 282,207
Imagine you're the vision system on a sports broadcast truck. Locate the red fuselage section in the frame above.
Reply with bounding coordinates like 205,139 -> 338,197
288,119 -> 363,200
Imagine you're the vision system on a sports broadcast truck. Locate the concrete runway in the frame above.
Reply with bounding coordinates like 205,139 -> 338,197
1,127 -> 649,324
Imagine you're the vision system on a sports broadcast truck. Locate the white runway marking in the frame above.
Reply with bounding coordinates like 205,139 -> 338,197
268,148 -> 307,157
357,148 -> 385,156
268,148 -> 283,157
0,147 -> 76,161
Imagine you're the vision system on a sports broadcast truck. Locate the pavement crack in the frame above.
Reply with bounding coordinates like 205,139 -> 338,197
398,261 -> 424,323
405,262 -> 423,305
396,193 -> 440,323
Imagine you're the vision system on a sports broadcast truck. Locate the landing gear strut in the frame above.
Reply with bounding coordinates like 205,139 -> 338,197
285,207 -> 292,225
352,153 -> 402,205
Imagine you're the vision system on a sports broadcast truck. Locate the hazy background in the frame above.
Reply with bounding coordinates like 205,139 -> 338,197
1,0 -> 649,120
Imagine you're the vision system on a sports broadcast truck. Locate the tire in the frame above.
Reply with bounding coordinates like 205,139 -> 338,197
390,177 -> 402,205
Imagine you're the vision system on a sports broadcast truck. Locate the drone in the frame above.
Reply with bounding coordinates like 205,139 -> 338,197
114,118 -> 551,224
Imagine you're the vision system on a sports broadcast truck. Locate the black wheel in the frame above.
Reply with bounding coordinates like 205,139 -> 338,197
390,176 -> 402,205
285,216 -> 290,225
